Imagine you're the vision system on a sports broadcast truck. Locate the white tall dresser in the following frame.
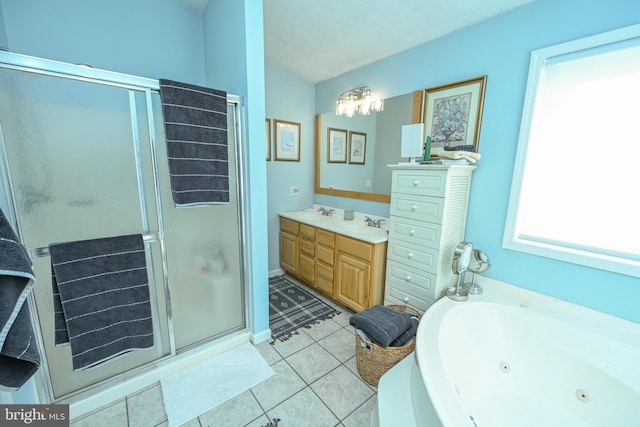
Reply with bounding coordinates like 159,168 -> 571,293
384,164 -> 475,312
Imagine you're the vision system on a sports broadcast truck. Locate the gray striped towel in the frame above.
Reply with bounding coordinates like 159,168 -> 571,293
49,234 -> 153,371
0,208 -> 41,390
159,79 -> 228,206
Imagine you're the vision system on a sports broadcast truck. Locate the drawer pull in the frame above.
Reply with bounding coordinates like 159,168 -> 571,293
411,205 -> 417,211
404,297 -> 410,303
406,275 -> 412,282
407,252 -> 414,259
413,180 -> 419,186
409,229 -> 416,236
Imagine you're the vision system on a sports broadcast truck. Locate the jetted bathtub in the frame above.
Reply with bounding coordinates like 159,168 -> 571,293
376,277 -> 640,427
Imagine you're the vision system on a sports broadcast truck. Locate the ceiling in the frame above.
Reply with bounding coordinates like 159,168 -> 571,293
181,0 -> 534,84
263,0 -> 533,83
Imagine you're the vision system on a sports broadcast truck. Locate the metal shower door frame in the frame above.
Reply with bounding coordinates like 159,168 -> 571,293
0,50 -> 249,404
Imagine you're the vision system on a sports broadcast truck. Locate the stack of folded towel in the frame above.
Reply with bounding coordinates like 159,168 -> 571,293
349,305 -> 419,348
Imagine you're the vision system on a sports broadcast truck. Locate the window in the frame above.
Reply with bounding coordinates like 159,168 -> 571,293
503,24 -> 640,278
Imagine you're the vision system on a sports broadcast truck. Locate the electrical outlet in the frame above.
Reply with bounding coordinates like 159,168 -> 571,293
290,186 -> 300,196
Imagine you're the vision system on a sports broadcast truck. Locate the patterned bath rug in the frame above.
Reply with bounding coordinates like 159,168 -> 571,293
269,275 -> 339,342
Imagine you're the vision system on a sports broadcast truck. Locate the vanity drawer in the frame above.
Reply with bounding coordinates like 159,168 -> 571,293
317,245 -> 334,266
280,217 -> 299,235
317,229 -> 335,249
315,263 -> 334,295
337,235 -> 373,262
388,217 -> 441,249
391,170 -> 447,197
300,239 -> 315,257
390,194 -> 444,223
386,260 -> 435,296
386,239 -> 438,274
300,223 -> 316,241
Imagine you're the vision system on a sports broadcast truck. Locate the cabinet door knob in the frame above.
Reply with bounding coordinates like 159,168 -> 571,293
407,252 -> 414,259
404,297 -> 410,303
406,275 -> 412,282
411,205 -> 417,211
413,180 -> 419,186
409,229 -> 416,236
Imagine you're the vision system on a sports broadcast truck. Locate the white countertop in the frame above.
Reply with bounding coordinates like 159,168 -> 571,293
279,207 -> 388,244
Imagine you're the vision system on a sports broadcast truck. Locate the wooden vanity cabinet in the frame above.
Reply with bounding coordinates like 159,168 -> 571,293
334,235 -> 386,312
279,217 -> 299,275
279,216 -> 387,312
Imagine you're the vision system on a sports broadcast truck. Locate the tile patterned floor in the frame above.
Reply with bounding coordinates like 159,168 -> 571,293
70,280 -> 377,427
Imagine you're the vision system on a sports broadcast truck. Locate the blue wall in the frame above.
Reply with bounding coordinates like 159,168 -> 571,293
265,59 -> 316,272
314,0 -> 640,322
1,0 -> 206,84
202,0 -> 270,338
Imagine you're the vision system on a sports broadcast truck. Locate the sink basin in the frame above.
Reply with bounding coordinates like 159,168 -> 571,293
291,211 -> 330,220
338,222 -> 384,235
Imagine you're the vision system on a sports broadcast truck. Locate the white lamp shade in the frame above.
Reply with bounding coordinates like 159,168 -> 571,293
401,123 -> 424,159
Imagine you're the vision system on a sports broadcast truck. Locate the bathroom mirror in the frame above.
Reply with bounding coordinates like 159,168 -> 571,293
315,91 -> 423,203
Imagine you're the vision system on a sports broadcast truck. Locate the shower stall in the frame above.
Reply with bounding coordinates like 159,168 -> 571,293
0,51 -> 249,405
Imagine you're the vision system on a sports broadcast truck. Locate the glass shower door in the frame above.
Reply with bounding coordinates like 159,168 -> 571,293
0,68 -> 171,399
151,98 -> 245,351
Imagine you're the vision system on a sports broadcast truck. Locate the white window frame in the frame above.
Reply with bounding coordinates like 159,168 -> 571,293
503,24 -> 640,278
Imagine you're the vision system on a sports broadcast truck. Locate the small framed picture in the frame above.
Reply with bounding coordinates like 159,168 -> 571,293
349,131 -> 366,164
274,119 -> 301,162
327,128 -> 347,163
266,118 -> 271,161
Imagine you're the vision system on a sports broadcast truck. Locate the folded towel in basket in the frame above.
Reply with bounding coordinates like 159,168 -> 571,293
0,208 -> 41,390
349,305 -> 415,348
390,316 -> 419,347
50,234 -> 153,371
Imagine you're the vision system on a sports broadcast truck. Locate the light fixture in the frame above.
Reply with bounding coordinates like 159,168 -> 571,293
335,86 -> 384,117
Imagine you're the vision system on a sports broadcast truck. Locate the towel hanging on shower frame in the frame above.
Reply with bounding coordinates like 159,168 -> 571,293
159,79 -> 229,207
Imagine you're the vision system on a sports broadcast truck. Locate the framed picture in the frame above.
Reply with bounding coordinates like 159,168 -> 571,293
266,118 -> 271,161
327,128 -> 347,163
348,131 -> 366,164
274,119 -> 301,161
423,75 -> 487,157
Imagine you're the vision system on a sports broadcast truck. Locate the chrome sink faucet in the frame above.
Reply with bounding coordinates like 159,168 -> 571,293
364,216 -> 384,228
318,206 -> 335,217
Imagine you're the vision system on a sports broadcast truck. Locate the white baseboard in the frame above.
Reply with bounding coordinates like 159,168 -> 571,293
251,328 -> 272,345
269,268 -> 284,278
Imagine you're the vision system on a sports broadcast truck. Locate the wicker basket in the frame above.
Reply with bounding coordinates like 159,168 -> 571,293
354,305 -> 421,387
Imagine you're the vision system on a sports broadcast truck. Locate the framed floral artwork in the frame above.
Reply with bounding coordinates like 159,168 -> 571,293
422,75 -> 487,157
274,119 -> 300,161
348,131 -> 366,164
327,128 -> 347,163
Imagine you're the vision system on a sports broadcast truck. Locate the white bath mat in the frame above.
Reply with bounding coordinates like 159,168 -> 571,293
161,342 -> 274,427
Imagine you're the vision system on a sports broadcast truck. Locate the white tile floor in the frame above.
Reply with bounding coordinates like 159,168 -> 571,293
70,280 -> 377,427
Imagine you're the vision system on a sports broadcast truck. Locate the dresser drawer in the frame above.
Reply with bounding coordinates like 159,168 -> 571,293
391,170 -> 447,197
388,217 -> 441,249
386,260 -> 436,296
386,239 -> 438,274
280,217 -> 299,235
390,193 -> 444,223
300,223 -> 316,241
384,280 -> 434,312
